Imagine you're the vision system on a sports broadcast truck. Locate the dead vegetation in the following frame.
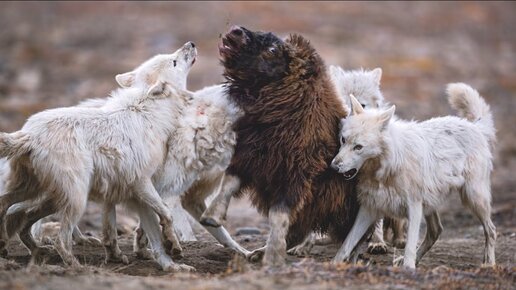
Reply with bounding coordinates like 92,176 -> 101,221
0,2 -> 514,289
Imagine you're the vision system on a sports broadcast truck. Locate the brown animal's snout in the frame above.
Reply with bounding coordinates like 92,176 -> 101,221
220,25 -> 249,59
229,25 -> 244,37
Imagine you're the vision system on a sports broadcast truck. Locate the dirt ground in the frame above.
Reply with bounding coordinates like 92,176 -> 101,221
0,2 -> 515,290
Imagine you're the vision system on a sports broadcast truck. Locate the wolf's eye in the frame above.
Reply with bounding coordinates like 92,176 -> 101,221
173,60 -> 177,67
353,144 -> 363,151
340,136 -> 346,144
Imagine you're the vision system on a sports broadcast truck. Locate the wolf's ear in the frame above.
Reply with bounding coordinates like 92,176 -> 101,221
378,105 -> 395,130
340,118 -> 347,129
116,71 -> 135,88
147,80 -> 168,97
349,94 -> 364,115
371,68 -> 382,85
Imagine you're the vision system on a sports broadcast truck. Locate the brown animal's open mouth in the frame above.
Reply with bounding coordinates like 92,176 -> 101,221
219,25 -> 248,60
343,168 -> 358,180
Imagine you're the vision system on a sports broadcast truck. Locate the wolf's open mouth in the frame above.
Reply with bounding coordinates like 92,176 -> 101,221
343,168 -> 358,180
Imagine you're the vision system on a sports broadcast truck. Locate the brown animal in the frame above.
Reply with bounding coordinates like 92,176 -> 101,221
203,26 -> 359,266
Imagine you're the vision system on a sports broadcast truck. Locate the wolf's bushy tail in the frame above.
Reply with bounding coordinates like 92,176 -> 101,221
447,83 -> 496,148
0,131 -> 31,159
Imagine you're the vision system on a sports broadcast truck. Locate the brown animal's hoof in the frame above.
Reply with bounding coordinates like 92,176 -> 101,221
393,239 -> 406,249
199,217 -> 222,228
367,242 -> 388,255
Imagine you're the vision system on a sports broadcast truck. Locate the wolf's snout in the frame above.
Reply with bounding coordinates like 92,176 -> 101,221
331,159 -> 339,171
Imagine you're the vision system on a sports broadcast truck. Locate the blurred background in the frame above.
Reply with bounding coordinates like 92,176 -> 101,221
0,2 -> 514,228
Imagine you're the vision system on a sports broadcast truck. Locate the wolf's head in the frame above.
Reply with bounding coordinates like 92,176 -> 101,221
115,41 -> 197,94
331,94 -> 395,180
219,26 -> 325,105
329,66 -> 384,111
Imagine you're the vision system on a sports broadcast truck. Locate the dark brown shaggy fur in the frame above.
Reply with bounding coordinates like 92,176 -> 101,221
221,27 -> 359,247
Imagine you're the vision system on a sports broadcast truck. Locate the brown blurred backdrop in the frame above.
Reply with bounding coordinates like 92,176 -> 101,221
0,1 -> 514,205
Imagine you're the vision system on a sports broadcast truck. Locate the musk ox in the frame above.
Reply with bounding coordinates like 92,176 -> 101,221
204,26 -> 359,266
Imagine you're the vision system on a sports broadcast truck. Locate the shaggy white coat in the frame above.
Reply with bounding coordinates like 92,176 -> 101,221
0,43 -> 198,272
331,83 -> 497,269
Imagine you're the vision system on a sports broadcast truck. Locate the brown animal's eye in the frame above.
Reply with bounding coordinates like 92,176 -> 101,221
268,47 -> 276,54
361,103 -> 366,109
341,136 -> 346,144
354,144 -> 363,151
173,60 -> 177,67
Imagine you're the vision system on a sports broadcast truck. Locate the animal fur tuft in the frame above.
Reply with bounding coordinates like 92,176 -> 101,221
0,132 -> 30,159
447,82 -> 495,147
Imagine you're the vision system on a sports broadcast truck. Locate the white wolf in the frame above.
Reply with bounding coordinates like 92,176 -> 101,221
0,42 -> 197,272
287,66 -> 405,257
107,52 -> 252,261
331,83 -> 496,269
329,65 -> 385,110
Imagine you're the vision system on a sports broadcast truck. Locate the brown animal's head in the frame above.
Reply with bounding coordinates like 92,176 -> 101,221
219,26 -> 324,106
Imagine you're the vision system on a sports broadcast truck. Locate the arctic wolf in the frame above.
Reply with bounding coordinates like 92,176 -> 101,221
331,83 -> 496,269
0,42 -> 197,272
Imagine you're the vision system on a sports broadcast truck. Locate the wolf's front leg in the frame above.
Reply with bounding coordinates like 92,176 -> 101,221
400,202 -> 422,269
263,207 -> 290,267
332,206 -> 378,263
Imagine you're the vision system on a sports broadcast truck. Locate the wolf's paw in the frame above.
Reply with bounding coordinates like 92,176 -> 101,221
31,245 -> 55,264
75,236 -> 102,247
199,216 -> 222,228
287,244 -> 312,257
393,255 -> 404,267
247,248 -> 265,263
162,261 -> 196,272
164,240 -> 183,260
106,253 -> 129,265
135,248 -> 154,260
367,242 -> 388,255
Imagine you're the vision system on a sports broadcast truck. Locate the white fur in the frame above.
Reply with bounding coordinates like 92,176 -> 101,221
331,83 -> 497,269
0,42 -> 197,272
329,66 -> 384,112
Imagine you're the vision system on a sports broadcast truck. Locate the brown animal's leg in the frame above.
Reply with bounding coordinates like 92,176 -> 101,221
200,174 -> 240,228
102,203 -> 128,264
415,212 -> 442,265
287,232 -> 316,256
262,207 -> 290,267
367,219 -> 388,255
